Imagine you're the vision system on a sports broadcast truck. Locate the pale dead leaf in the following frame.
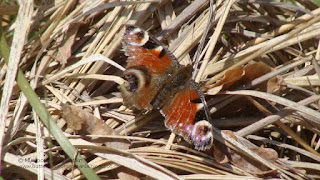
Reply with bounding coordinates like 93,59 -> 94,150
56,22 -> 81,65
61,104 -> 129,149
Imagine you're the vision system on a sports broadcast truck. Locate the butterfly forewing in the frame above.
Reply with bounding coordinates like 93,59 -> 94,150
120,26 -> 177,110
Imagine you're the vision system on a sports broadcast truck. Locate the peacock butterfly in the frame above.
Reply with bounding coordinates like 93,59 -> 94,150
118,25 -> 213,150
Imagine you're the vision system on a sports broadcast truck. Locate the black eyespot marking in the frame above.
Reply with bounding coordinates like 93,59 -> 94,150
159,48 -> 166,58
125,74 -> 139,92
142,40 -> 159,49
195,110 -> 206,122
191,98 -> 202,104
136,31 -> 145,38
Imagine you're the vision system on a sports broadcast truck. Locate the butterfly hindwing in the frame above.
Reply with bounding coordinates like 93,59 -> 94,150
160,81 -> 213,150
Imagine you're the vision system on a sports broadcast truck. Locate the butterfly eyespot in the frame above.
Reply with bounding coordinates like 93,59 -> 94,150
190,120 -> 213,150
123,68 -> 150,93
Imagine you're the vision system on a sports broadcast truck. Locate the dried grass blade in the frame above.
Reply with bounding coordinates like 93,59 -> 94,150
3,153 -> 69,180
42,54 -> 125,86
207,14 -> 320,85
61,1 -> 154,34
222,90 -> 320,123
247,135 -> 320,162
195,0 -> 235,82
156,0 -> 209,40
93,151 -> 180,180
0,0 -> 33,165
243,7 -> 320,48
0,40 -> 101,179
213,127 -> 292,179
61,73 -> 125,85
237,95 -> 320,136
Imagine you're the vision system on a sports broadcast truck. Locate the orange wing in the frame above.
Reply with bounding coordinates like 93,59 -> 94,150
119,25 -> 178,110
161,81 -> 213,150
123,25 -> 179,74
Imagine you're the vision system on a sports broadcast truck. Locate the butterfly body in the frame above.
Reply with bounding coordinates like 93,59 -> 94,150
119,25 -> 213,150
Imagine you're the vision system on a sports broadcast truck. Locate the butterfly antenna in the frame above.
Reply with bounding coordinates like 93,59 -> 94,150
192,0 -> 215,80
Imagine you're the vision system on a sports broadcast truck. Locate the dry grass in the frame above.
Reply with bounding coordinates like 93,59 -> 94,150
1,0 -> 320,179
